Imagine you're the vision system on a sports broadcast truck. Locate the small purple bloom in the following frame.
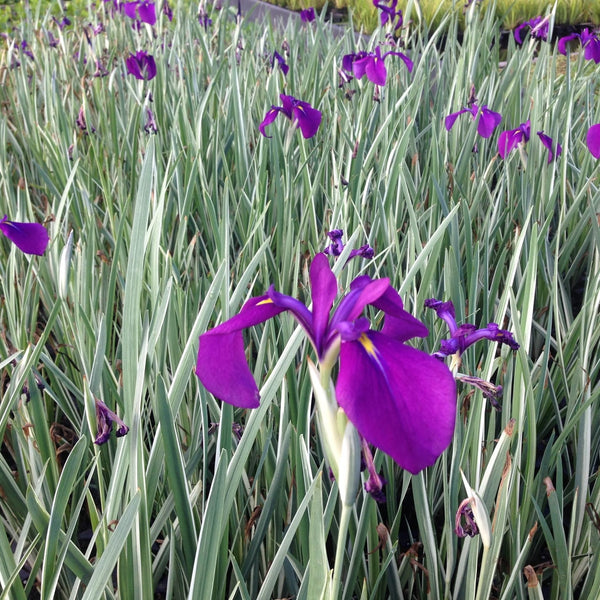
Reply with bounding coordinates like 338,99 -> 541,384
586,124 -> 600,159
125,50 -> 157,80
300,7 -> 315,22
425,298 -> 519,359
53,16 -> 71,29
0,215 -> 49,256
323,229 -> 374,261
94,60 -> 110,78
536,130 -> 561,163
558,28 -> 600,64
272,51 -> 289,75
343,46 -> 412,86
445,104 -> 502,139
259,93 -> 321,139
513,16 -> 549,45
361,438 -> 387,502
94,399 -> 129,444
373,0 -> 403,30
198,9 -> 213,29
144,108 -> 158,134
498,120 -> 530,158
196,253 -> 457,474
455,498 -> 479,538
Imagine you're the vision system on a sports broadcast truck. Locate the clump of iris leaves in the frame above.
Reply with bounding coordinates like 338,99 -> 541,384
0,1 -> 599,599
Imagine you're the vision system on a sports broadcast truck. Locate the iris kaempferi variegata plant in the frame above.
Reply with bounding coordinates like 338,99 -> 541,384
196,235 -> 457,597
259,93 -> 322,139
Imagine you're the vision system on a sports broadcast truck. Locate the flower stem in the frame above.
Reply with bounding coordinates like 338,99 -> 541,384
331,501 -> 352,600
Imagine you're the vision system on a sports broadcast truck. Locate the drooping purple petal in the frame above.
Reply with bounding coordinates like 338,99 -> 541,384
536,131 -> 561,163
196,295 -> 287,407
364,50 -> 387,86
587,124 -> 600,159
309,253 -> 338,356
383,50 -> 413,73
557,32 -> 580,55
444,108 -> 470,132
477,106 -> 502,138
336,331 -> 456,474
0,216 -> 49,255
292,102 -> 322,138
259,107 -> 282,137
136,0 -> 156,25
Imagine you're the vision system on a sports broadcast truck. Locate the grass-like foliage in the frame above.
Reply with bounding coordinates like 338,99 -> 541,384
0,1 -> 599,599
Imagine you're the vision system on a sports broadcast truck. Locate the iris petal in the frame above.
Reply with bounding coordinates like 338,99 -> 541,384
309,253 -> 338,355
196,295 -> 286,407
336,331 -> 456,474
0,216 -> 49,255
587,124 -> 600,159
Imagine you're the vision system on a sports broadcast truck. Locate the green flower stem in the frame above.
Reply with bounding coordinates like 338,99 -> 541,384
331,500 -> 352,600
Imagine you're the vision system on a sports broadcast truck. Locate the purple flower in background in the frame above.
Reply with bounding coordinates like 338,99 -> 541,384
425,298 -> 519,359
53,15 -> 71,29
126,50 -> 157,80
94,59 -> 110,77
445,104 -> 502,138
47,31 -> 59,48
94,399 -> 129,444
498,120 -> 530,157
144,108 -> 158,134
0,215 -> 49,255
272,50 -> 289,75
196,253 -> 457,473
323,229 -> 374,260
558,28 -> 600,63
342,46 -> 413,86
513,16 -> 549,45
373,0 -> 403,29
259,93 -> 321,139
198,8 -> 212,29
300,7 -> 315,22
587,124 -> 600,159
20,40 -> 34,61
122,0 -> 157,25
163,0 -> 173,21
537,130 -> 561,163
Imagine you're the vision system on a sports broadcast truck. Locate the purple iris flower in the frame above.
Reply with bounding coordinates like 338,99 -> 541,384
425,299 -> 519,359
587,124 -> 600,159
122,0 -> 157,25
373,0 -> 403,29
20,40 -> 34,61
196,253 -> 457,474
259,94 -> 321,139
497,120 -> 530,158
272,51 -> 289,76
513,16 -> 549,45
445,104 -> 502,139
558,28 -> 600,64
323,229 -> 374,260
94,399 -> 129,444
76,105 -> 95,134
537,130 -> 561,163
300,7 -> 315,22
125,50 -> 157,80
0,215 -> 49,255
498,122 -> 560,163
342,46 -> 412,86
